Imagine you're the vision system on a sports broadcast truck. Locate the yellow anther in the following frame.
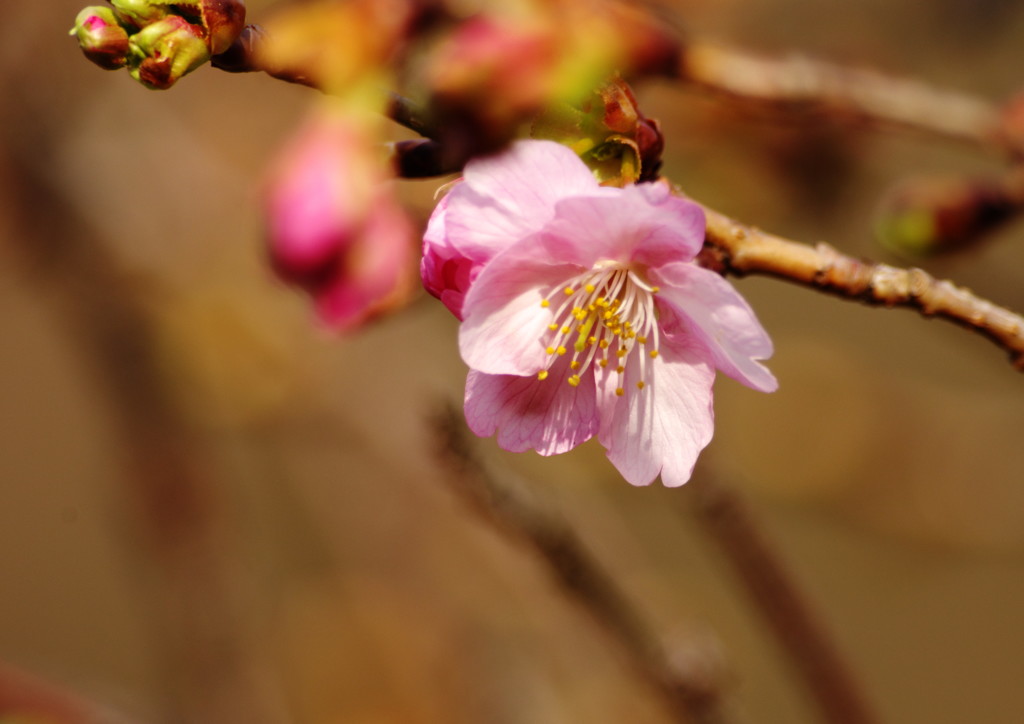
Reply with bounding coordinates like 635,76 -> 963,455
568,375 -> 581,387
585,283 -> 595,293
537,370 -> 549,380
637,335 -> 647,344
561,326 -> 571,334
616,365 -> 625,373
599,340 -> 610,349
615,387 -> 625,397
570,360 -> 580,370
564,286 -> 574,295
649,349 -> 659,358
556,346 -> 567,356
546,346 -> 556,355
588,336 -> 597,344
651,286 -> 660,293
636,381 -> 645,390
616,348 -> 627,358
599,359 -> 609,368
548,323 -> 559,331
540,299 -> 550,308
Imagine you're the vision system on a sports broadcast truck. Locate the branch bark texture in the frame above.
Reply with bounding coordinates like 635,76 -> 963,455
698,204 -> 1024,370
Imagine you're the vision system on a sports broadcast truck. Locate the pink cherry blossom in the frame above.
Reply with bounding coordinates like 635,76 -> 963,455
266,109 -> 415,331
423,140 -> 777,486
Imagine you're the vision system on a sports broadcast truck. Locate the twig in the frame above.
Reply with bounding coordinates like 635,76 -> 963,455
696,203 -> 1024,370
675,41 -> 1008,155
684,475 -> 880,724
432,406 -> 729,724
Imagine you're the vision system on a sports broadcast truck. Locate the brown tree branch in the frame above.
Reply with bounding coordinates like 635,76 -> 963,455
696,203 -> 1024,370
674,41 -> 1009,156
684,475 -> 880,724
432,406 -> 730,724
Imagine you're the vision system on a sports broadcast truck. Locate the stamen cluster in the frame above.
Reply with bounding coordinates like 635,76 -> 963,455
538,265 -> 661,397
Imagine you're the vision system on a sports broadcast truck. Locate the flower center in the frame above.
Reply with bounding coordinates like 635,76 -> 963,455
538,263 -> 660,397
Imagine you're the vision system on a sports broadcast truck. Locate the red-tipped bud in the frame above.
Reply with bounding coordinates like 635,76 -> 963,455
70,6 -> 131,70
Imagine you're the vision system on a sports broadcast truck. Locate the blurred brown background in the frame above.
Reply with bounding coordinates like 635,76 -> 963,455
3,1 -> 1024,722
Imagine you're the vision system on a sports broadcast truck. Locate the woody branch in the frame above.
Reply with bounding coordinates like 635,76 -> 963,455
695,204 -> 1024,370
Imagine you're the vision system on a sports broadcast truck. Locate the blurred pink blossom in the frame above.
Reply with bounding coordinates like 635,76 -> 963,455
266,110 -> 415,330
423,140 -> 776,486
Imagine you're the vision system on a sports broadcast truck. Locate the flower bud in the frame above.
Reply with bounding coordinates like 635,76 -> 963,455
109,0 -> 170,29
875,175 -> 1019,256
196,0 -> 247,55
128,15 -> 210,89
265,110 -> 415,330
532,76 -> 665,186
70,6 -> 130,70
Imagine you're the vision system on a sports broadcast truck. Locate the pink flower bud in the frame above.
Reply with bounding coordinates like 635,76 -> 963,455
265,112 -> 415,331
70,6 -> 131,70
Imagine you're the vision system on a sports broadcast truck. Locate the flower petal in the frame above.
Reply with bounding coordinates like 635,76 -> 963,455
652,262 -> 778,392
541,184 -> 705,268
444,140 -> 606,259
459,248 -> 579,376
597,329 -> 715,487
465,357 -> 599,456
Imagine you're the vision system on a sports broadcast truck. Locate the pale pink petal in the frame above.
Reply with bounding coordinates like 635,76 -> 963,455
597,329 -> 715,487
651,262 -> 778,392
541,185 -> 705,269
465,357 -> 599,455
459,249 -> 578,376
445,140 -> 609,259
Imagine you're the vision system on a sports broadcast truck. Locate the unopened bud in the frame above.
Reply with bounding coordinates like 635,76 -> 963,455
875,175 -> 1019,256
109,0 -> 170,29
128,15 -> 210,89
265,110 -> 415,331
195,0 -> 247,56
70,6 -> 130,70
532,76 -> 665,186
111,0 -> 246,53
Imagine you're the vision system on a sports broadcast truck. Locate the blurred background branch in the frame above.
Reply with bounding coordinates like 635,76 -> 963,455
685,474 -> 879,724
433,405 -> 729,724
0,111 -> 287,724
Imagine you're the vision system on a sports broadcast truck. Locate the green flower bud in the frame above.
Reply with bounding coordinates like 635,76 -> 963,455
128,15 -> 210,89
109,0 -> 170,29
70,6 -> 130,70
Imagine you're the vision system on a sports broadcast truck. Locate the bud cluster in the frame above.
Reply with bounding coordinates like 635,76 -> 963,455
70,0 -> 246,89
